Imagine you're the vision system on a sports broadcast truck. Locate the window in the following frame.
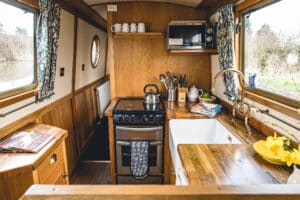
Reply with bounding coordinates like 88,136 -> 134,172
242,0 -> 300,107
0,1 -> 37,99
91,35 -> 100,68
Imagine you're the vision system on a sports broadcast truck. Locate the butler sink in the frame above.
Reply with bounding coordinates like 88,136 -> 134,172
169,119 -> 242,185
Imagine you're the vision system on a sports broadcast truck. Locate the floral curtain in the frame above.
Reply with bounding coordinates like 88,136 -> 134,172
37,0 -> 60,101
217,4 -> 237,97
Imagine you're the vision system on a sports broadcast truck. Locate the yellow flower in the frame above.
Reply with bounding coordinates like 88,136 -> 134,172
292,148 -> 300,165
281,151 -> 294,166
270,143 -> 282,154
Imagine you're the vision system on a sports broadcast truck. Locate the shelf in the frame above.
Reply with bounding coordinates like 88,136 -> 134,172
113,32 -> 164,38
168,49 -> 218,54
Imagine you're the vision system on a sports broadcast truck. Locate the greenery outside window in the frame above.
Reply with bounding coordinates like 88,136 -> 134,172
241,0 -> 300,108
0,0 -> 37,100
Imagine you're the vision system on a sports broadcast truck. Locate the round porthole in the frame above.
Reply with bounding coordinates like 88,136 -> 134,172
91,35 -> 100,68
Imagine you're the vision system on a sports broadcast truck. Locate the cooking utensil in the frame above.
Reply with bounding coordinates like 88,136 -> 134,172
167,87 -> 177,102
144,84 -> 161,104
179,74 -> 187,87
159,74 -> 168,89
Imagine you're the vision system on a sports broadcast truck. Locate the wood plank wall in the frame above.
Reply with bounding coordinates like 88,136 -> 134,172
109,2 -> 211,98
35,98 -> 77,174
0,76 -> 108,174
73,80 -> 105,153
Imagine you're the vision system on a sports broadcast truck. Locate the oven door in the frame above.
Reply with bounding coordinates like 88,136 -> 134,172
115,126 -> 163,176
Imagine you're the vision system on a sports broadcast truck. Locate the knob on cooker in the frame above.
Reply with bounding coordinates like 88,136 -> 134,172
130,114 -> 136,122
143,115 -> 149,122
124,115 -> 129,121
118,116 -> 123,122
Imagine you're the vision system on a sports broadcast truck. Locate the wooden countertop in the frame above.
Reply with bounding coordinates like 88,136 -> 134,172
0,123 -> 67,173
22,184 -> 300,199
164,101 -> 208,119
178,144 -> 291,185
104,99 -> 118,117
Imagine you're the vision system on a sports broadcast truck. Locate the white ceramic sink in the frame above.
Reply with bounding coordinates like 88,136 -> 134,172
169,119 -> 242,185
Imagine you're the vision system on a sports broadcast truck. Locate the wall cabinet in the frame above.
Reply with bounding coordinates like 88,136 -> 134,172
0,123 -> 69,199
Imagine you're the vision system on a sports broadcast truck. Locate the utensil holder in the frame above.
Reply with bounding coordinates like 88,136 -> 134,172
167,88 -> 177,102
177,87 -> 187,102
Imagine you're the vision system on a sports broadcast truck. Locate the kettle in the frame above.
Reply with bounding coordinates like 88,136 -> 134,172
187,85 -> 203,102
144,84 -> 161,104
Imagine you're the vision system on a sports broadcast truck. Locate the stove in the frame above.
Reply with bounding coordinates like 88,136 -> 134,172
113,98 -> 165,125
113,98 -> 165,184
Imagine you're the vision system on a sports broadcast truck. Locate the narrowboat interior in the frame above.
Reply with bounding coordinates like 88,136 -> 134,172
0,0 -> 299,199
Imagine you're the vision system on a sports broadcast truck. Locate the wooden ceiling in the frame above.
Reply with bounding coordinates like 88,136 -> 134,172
83,0 -> 239,22
83,0 -> 204,8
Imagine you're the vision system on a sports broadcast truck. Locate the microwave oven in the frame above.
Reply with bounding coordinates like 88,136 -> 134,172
167,21 -> 216,50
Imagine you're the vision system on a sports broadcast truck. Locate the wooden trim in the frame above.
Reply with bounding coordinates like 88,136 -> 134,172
235,0 -> 276,14
17,0 -> 39,10
163,120 -> 170,184
70,16 -> 79,159
22,184 -> 300,199
245,91 -> 300,120
74,75 -> 110,95
62,140 -> 70,184
168,49 -> 218,54
0,89 -> 38,108
0,94 -> 72,139
90,1 -> 199,8
55,0 -> 107,32
72,17 -> 78,95
107,116 -> 116,184
113,32 -> 164,38
107,12 -> 116,100
219,99 -> 298,146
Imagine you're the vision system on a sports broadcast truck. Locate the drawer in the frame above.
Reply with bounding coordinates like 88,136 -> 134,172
36,143 -> 65,184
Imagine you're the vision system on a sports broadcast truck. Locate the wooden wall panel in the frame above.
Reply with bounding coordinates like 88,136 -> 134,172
111,2 -> 211,97
36,99 -> 78,174
114,38 -> 211,96
73,82 -> 99,154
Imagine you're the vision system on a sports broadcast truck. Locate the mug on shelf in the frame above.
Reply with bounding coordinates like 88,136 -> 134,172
111,23 -> 121,32
137,23 -> 146,32
130,23 -> 137,32
122,23 -> 129,32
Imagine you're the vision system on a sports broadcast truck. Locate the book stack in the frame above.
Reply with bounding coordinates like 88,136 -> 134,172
0,131 -> 55,153
190,102 -> 222,118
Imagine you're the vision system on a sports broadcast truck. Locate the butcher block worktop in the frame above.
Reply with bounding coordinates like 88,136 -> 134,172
178,144 -> 291,185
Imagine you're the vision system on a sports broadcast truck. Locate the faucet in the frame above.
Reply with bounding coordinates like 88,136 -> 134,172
212,68 -> 252,135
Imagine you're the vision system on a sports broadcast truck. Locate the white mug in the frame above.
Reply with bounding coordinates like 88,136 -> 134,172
130,23 -> 137,32
137,23 -> 146,32
111,23 -> 121,32
122,23 -> 129,32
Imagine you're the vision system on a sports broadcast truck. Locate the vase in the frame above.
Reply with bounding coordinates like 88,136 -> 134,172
287,165 -> 300,184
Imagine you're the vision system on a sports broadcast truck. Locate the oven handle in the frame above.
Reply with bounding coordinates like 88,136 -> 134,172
116,141 -> 162,146
116,126 -> 163,132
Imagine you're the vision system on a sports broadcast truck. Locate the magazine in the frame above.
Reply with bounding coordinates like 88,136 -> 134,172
0,131 -> 55,153
190,102 -> 222,118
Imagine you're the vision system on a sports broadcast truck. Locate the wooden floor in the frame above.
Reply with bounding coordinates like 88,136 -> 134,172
70,161 -> 112,184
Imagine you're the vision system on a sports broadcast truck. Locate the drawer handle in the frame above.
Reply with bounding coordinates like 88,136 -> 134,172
50,154 -> 57,165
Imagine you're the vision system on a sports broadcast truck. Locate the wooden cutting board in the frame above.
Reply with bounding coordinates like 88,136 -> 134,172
177,144 -> 291,185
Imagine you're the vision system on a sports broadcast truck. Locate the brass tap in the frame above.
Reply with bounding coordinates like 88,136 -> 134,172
212,68 -> 251,135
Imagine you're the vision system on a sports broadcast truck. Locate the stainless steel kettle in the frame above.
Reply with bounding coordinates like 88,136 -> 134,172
144,84 -> 161,104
